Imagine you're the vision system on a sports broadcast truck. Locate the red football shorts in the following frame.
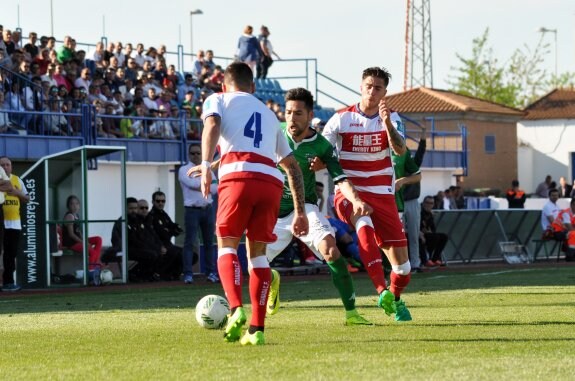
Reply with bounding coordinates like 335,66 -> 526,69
334,191 -> 407,248
217,179 -> 282,243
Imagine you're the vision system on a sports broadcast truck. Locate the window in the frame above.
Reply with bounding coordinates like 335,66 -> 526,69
484,135 -> 495,154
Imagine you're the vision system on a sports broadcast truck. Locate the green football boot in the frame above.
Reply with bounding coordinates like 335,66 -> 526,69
378,289 -> 396,316
266,269 -> 280,316
345,310 -> 374,326
394,299 -> 412,322
240,330 -> 265,346
223,307 -> 247,342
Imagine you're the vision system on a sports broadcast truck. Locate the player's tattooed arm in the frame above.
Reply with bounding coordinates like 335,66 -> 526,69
279,154 -> 309,236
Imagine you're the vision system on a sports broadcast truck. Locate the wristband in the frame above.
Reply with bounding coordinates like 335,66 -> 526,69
201,161 -> 211,169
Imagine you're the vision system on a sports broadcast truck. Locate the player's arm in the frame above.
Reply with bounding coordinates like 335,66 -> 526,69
278,154 -> 309,237
200,115 -> 220,198
379,100 -> 406,155
396,172 -> 422,190
336,179 -> 372,217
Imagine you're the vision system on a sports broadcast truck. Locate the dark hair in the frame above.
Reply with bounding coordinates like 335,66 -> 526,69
66,195 -> 79,209
362,67 -> 392,87
152,191 -> 165,202
127,197 -> 138,204
285,87 -> 314,111
224,62 -> 253,90
189,143 -> 200,153
548,188 -> 559,197
315,181 -> 324,188
512,179 -> 519,187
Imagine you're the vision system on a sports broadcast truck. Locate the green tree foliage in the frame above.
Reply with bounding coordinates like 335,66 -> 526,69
449,28 -> 573,109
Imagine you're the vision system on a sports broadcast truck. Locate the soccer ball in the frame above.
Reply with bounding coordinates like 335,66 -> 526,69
195,294 -> 230,329
100,269 -> 114,285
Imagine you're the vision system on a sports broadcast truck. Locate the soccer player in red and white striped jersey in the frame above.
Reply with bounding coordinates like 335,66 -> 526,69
322,66 -> 412,321
200,62 -> 308,345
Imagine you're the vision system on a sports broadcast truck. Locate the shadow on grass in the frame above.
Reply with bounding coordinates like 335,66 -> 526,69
0,265 -> 573,315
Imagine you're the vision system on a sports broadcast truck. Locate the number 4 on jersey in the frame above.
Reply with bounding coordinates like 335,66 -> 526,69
244,112 -> 263,148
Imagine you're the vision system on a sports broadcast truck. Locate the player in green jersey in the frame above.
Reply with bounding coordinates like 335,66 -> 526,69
265,87 -> 373,326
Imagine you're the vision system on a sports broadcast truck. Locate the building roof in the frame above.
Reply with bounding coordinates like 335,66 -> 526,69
523,88 -> 575,120
385,87 -> 524,116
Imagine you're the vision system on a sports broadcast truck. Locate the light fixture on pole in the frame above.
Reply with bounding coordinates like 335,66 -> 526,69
538,27 -> 558,77
190,9 -> 203,56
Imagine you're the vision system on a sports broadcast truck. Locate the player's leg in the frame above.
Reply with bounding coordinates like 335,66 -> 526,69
215,182 -> 254,342
302,206 -> 370,325
334,192 -> 388,295
240,180 -> 283,345
265,214 -> 295,316
371,197 -> 412,320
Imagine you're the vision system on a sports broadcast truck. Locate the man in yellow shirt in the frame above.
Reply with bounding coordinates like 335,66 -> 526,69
1,156 -> 30,292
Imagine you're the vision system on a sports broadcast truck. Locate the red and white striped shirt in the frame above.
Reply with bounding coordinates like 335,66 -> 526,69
323,104 -> 404,196
202,91 -> 291,187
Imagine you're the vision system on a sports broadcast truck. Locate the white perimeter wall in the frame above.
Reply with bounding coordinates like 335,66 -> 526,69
517,119 -> 575,193
84,162 -> 178,245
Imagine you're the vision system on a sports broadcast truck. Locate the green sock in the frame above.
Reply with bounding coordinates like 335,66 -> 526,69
327,256 -> 356,311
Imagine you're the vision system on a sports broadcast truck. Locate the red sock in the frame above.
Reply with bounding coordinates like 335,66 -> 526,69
248,256 -> 271,328
390,272 -> 411,298
356,222 -> 387,294
217,248 -> 243,309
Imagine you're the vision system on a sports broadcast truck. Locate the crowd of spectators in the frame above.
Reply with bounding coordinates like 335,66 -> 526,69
1,25 -> 277,139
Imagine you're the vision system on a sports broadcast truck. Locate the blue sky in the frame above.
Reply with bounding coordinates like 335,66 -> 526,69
4,0 -> 573,108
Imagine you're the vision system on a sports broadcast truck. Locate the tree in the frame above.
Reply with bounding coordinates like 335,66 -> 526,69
449,28 -> 573,109
448,29 -> 519,108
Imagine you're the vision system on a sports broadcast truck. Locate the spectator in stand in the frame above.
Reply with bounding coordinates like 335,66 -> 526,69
2,29 -> 15,55
144,87 -> 159,111
46,37 -> 56,51
73,67 -> 91,92
236,25 -> 261,74
124,57 -> 138,82
4,81 -> 28,128
144,190 -> 184,280
144,46 -> 158,66
62,195 -> 103,282
192,50 -> 206,78
38,35 -> 49,51
57,35 -> 75,64
256,25 -> 280,79
176,74 -> 194,103
103,42 -> 115,63
1,155 -> 30,292
506,179 -> 526,209
453,185 -> 465,209
558,176 -> 572,198
420,195 -> 448,266
204,50 -> 216,71
34,49 -> 51,75
52,64 -> 68,88
11,30 -> 22,49
17,60 -> 32,79
23,32 -> 39,58
153,60 -> 167,84
0,91 -> 20,134
101,103 -> 123,137
22,76 -> 43,132
205,65 -> 224,92
108,55 -> 120,72
535,175 -> 552,198
164,64 -> 179,90
88,41 -> 105,66
114,41 -> 126,67
41,63 -> 58,87
124,43 -> 133,63
30,62 -> 42,78
157,45 -> 167,62
132,43 -> 146,68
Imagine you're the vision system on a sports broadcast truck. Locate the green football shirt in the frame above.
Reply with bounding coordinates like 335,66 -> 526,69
278,126 -> 346,215
392,149 -> 421,212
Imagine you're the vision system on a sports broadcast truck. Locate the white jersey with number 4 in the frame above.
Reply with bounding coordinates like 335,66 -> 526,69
202,91 -> 291,187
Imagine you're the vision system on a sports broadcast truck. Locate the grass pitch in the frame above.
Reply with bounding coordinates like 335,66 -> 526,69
1,265 -> 574,380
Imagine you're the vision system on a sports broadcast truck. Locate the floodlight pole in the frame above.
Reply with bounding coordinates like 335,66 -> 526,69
189,9 -> 203,56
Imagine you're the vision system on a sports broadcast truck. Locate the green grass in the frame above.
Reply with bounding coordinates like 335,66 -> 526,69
1,266 -> 575,380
